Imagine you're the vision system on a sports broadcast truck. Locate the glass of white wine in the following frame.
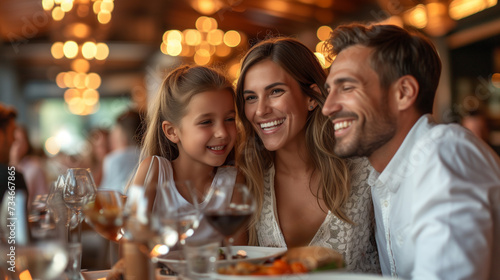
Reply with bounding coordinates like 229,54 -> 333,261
84,190 -> 125,243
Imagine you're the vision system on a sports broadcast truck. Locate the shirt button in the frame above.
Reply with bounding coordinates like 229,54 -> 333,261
383,200 -> 389,207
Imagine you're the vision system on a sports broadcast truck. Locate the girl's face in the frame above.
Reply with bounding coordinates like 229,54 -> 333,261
172,89 -> 236,168
242,59 -> 314,152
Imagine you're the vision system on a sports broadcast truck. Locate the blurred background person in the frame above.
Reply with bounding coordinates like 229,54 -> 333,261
461,110 -> 500,155
99,109 -> 143,194
9,125 -> 49,205
0,103 -> 28,202
80,128 -> 111,186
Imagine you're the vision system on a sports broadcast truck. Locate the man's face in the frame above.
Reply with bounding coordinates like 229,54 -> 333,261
0,119 -> 16,164
322,45 -> 397,158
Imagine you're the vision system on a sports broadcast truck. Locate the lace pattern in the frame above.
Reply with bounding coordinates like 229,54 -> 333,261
255,157 -> 380,273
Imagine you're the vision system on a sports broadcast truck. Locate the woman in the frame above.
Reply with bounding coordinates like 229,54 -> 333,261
235,37 -> 379,272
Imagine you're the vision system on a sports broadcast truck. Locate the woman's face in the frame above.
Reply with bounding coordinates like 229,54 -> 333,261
242,59 -> 313,152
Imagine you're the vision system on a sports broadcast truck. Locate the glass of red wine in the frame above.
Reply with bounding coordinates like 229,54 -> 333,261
204,182 -> 255,261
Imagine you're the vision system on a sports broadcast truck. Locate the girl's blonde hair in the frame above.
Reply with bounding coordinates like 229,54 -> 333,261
235,38 -> 351,245
140,65 -> 235,162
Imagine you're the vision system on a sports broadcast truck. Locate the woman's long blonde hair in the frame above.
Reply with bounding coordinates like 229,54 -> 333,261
140,65 -> 235,162
235,38 -> 351,245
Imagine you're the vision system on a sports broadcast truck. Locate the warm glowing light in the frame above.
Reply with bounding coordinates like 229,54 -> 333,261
194,49 -> 211,65
71,59 -> 90,73
67,23 -> 91,39
95,43 -> 109,60
45,136 -> 61,155
56,72 -> 66,88
160,42 -> 168,55
184,29 -> 202,46
215,43 -> 231,57
228,62 -> 240,80
223,30 -> 241,47
449,0 -> 497,20
197,41 -> 215,55
189,0 -> 223,15
93,0 -> 102,14
64,88 -> 80,103
51,42 -> 64,59
166,41 -> 183,56
164,30 -> 183,42
207,29 -> 224,45
315,41 -> 327,54
52,7 -> 65,21
42,0 -> 55,11
74,73 -> 87,89
83,89 -> 99,105
492,73 -> 500,88
98,11 -> 112,24
406,4 -> 427,29
60,0 -> 74,12
85,72 -> 101,89
196,16 -> 217,32
64,71 -> 77,88
68,101 -> 85,115
82,41 -> 97,59
100,0 -> 114,13
63,41 -> 79,59
316,25 -> 333,41
314,52 -> 332,68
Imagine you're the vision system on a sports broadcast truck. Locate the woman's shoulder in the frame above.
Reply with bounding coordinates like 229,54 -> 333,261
343,157 -> 372,196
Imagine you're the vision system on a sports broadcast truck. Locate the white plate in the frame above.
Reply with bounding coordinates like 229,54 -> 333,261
215,271 -> 389,280
157,246 -> 286,274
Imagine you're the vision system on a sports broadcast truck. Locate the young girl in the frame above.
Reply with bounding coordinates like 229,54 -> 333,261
131,65 -> 239,243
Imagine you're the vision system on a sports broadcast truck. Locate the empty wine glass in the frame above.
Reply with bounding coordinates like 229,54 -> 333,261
83,190 -> 125,242
63,168 -> 97,240
0,190 -> 68,280
63,168 -> 97,280
204,182 -> 255,261
166,180 -> 204,245
123,182 -> 179,280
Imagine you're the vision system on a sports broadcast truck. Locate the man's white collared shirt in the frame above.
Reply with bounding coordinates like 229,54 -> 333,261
369,114 -> 500,280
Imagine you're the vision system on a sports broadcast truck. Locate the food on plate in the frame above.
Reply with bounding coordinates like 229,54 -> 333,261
218,259 -> 308,276
282,246 -> 344,270
218,248 -> 248,260
217,246 -> 343,276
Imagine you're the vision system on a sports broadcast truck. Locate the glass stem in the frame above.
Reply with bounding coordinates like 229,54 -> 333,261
224,237 -> 233,261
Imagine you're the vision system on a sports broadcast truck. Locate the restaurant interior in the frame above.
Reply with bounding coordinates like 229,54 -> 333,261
1,0 -> 500,158
1,0 -> 500,275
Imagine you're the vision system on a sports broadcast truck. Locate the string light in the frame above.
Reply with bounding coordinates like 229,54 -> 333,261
161,16 -> 246,65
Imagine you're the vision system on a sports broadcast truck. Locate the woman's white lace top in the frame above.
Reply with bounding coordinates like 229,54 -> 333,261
256,157 -> 380,273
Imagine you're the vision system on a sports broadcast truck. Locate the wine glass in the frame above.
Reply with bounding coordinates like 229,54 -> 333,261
47,175 -> 77,231
167,180 -> 203,246
63,168 -> 97,240
204,182 -> 255,261
63,168 -> 97,280
0,190 -> 68,280
123,183 -> 179,280
83,190 -> 126,242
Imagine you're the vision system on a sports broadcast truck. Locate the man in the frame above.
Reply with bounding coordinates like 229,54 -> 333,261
99,109 -> 143,194
0,103 -> 28,202
322,24 -> 500,279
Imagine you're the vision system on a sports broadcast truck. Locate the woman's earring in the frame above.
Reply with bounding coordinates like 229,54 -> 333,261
309,105 -> 314,110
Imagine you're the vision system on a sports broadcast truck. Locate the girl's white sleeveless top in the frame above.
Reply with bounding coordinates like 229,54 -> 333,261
151,155 -> 237,243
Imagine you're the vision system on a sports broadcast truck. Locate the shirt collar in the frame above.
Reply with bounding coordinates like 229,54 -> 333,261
369,114 -> 434,193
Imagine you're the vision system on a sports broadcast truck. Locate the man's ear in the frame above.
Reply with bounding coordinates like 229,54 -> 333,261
308,84 -> 320,111
394,75 -> 419,111
162,121 -> 179,143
